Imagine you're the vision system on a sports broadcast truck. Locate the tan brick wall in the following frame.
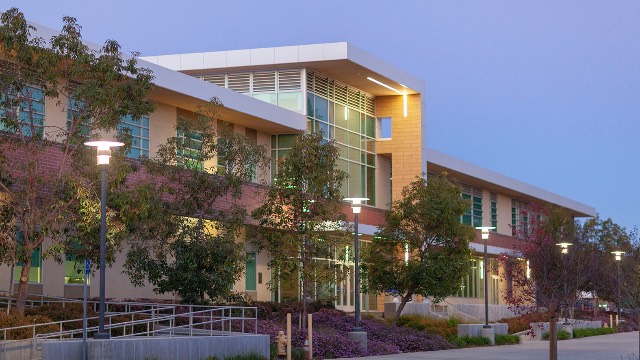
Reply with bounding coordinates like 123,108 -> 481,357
375,94 -> 424,202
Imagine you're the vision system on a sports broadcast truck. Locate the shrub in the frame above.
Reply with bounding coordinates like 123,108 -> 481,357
255,307 -> 452,358
24,303 -> 98,331
397,315 -> 458,339
495,334 -> 521,345
0,312 -> 58,340
573,327 -> 615,338
221,353 -> 267,360
542,329 -> 570,340
450,335 -> 491,347
497,312 -> 549,334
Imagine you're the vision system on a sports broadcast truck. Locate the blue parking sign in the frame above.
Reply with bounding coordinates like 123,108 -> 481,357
84,260 -> 91,274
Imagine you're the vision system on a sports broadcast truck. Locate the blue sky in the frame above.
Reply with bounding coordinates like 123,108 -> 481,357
5,1 -> 639,230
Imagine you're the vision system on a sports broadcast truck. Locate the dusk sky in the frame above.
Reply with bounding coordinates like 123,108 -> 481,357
5,1 -> 639,230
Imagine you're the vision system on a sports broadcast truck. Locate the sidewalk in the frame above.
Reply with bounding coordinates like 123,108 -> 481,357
337,331 -> 640,360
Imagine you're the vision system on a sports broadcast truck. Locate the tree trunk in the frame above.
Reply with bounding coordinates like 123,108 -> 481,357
14,258 -> 32,315
392,292 -> 413,326
301,236 -> 309,329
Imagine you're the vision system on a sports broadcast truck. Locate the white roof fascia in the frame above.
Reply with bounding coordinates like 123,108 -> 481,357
469,242 -> 513,256
139,60 -> 306,131
27,21 -> 305,132
345,43 -> 425,93
141,42 -> 425,94
427,147 -> 596,217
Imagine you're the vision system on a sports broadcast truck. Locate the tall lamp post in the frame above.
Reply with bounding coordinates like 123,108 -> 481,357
556,242 -> 572,324
85,141 -> 123,339
612,251 -> 625,325
344,197 -> 368,351
476,226 -> 496,330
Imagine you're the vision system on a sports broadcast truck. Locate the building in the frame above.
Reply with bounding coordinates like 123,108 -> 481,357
0,22 -> 595,315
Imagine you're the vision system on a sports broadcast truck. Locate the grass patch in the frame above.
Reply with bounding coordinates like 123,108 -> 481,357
450,335 -> 491,348
573,327 -> 615,338
542,329 -> 571,340
495,334 -> 521,345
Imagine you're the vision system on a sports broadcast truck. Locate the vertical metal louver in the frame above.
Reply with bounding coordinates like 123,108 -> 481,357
327,79 -> 335,99
347,88 -> 360,109
202,74 -> 226,87
227,73 -> 251,94
490,192 -> 497,202
314,75 -> 329,97
462,184 -> 473,195
334,83 -> 348,105
306,71 -> 315,91
277,70 -> 302,91
252,72 -> 276,93
472,187 -> 482,197
365,95 -> 375,115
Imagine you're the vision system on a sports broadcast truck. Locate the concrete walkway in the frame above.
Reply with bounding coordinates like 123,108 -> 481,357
337,332 -> 640,360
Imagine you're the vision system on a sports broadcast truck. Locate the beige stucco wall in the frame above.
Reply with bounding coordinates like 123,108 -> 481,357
375,94 -> 424,202
149,102 -> 177,158
496,193 -> 513,236
375,154 -> 392,208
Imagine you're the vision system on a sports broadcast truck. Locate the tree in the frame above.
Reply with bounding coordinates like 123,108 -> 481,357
580,216 -> 634,305
251,132 -> 348,327
123,100 -> 268,304
500,205 -> 591,320
362,173 -> 474,325
0,8 -> 153,314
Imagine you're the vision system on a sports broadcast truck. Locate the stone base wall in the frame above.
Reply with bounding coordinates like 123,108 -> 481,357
40,335 -> 270,360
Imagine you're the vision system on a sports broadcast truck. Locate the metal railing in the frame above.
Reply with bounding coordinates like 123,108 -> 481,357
0,292 -> 258,360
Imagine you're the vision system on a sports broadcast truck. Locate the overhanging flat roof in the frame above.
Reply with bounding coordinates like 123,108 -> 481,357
427,148 -> 596,217
28,21 -> 306,134
141,42 -> 425,97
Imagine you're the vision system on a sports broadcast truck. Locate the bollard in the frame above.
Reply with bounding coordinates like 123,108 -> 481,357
276,330 -> 287,359
286,313 -> 292,360
308,314 -> 313,360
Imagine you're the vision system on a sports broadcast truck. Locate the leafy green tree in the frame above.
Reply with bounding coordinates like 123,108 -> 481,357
579,216 -> 635,315
123,101 -> 268,304
362,174 -> 474,325
251,132 -> 348,327
500,205 -> 592,320
0,8 -> 153,314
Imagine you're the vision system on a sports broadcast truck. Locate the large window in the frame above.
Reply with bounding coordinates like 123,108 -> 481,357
118,115 -> 149,159
512,199 -> 529,236
379,117 -> 392,138
0,86 -> 45,137
64,239 -> 89,285
197,70 -> 304,113
270,134 -> 296,179
306,71 -> 376,205
13,232 -> 42,283
245,252 -> 256,291
490,192 -> 498,231
461,185 -> 482,227
65,256 -> 87,285
176,128 -> 204,170
66,98 -> 91,141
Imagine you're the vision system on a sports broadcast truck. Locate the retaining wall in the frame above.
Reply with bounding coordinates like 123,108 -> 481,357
40,335 -> 270,360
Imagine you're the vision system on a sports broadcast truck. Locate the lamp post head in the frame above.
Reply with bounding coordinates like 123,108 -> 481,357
344,197 -> 369,214
475,226 -> 496,240
612,251 -> 625,261
85,141 -> 124,165
556,242 -> 572,254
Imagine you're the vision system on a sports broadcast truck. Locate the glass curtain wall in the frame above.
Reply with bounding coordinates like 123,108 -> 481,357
306,71 -> 376,205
